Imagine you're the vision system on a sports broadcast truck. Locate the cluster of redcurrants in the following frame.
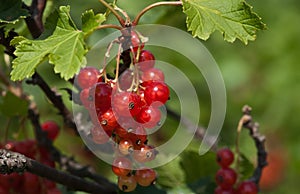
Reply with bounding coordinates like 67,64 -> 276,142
77,30 -> 169,192
215,148 -> 258,194
0,121 -> 60,194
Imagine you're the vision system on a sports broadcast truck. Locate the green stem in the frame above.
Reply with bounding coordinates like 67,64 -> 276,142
133,1 -> 183,25
98,0 -> 125,26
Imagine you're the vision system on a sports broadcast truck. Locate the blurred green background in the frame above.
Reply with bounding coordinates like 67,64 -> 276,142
2,0 -> 299,193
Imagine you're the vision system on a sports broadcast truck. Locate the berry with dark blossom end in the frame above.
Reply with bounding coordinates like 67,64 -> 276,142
216,148 -> 234,168
215,168 -> 237,190
41,121 -> 60,140
133,145 -> 156,163
135,168 -> 157,186
118,175 -> 137,192
138,50 -> 155,71
112,91 -> 142,117
129,126 -> 148,146
112,157 -> 132,176
214,186 -> 236,194
77,66 -> 100,89
236,181 -> 258,194
97,108 -> 118,131
135,105 -> 161,128
118,139 -> 134,155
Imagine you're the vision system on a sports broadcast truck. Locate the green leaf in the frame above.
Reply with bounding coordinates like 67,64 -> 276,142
238,153 -> 255,180
155,157 -> 185,189
180,150 -> 218,183
0,91 -> 28,117
182,0 -> 266,44
81,10 -> 106,37
0,0 -> 29,24
10,6 -> 87,81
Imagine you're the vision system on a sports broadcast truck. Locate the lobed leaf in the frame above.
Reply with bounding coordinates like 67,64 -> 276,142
10,6 -> 87,81
182,0 -> 266,44
81,10 -> 106,37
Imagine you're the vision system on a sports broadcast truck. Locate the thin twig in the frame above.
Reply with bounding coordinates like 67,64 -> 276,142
26,73 -> 78,134
0,149 -> 117,194
240,105 -> 268,186
24,0 -> 47,38
133,1 -> 183,25
98,0 -> 125,26
28,108 -> 117,191
166,107 -> 218,150
95,24 -> 123,31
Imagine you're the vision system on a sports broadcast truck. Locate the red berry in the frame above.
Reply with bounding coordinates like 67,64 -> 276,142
90,82 -> 112,113
118,139 -> 134,155
214,186 -> 235,194
236,181 -> 258,194
80,88 -> 92,108
41,121 -> 60,140
143,81 -> 169,106
118,175 -> 137,192
0,173 -> 22,190
77,66 -> 99,89
97,108 -> 118,131
14,140 -> 37,158
133,145 -> 156,163
131,31 -> 144,52
0,186 -> 9,194
112,91 -> 142,117
112,157 -> 132,176
137,50 -> 155,71
135,168 -> 157,186
119,69 -> 134,91
215,168 -> 237,190
22,172 -> 41,194
216,148 -> 234,168
141,68 -> 165,82
135,106 -> 161,128
91,126 -> 110,144
128,126 -> 147,146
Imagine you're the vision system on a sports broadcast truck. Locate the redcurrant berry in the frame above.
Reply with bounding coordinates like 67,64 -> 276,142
137,50 -> 155,71
143,81 -> 169,106
91,127 -> 110,144
216,148 -> 234,168
214,186 -> 235,194
97,108 -> 118,131
118,175 -> 137,192
112,157 -> 132,176
135,105 -> 161,128
236,181 -> 258,194
215,168 -> 237,190
112,91 -> 142,117
41,121 -> 60,140
131,31 -> 144,53
77,66 -> 99,89
133,145 -> 156,163
141,68 -> 165,82
90,82 -> 112,113
118,139 -> 134,155
135,168 -> 157,186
